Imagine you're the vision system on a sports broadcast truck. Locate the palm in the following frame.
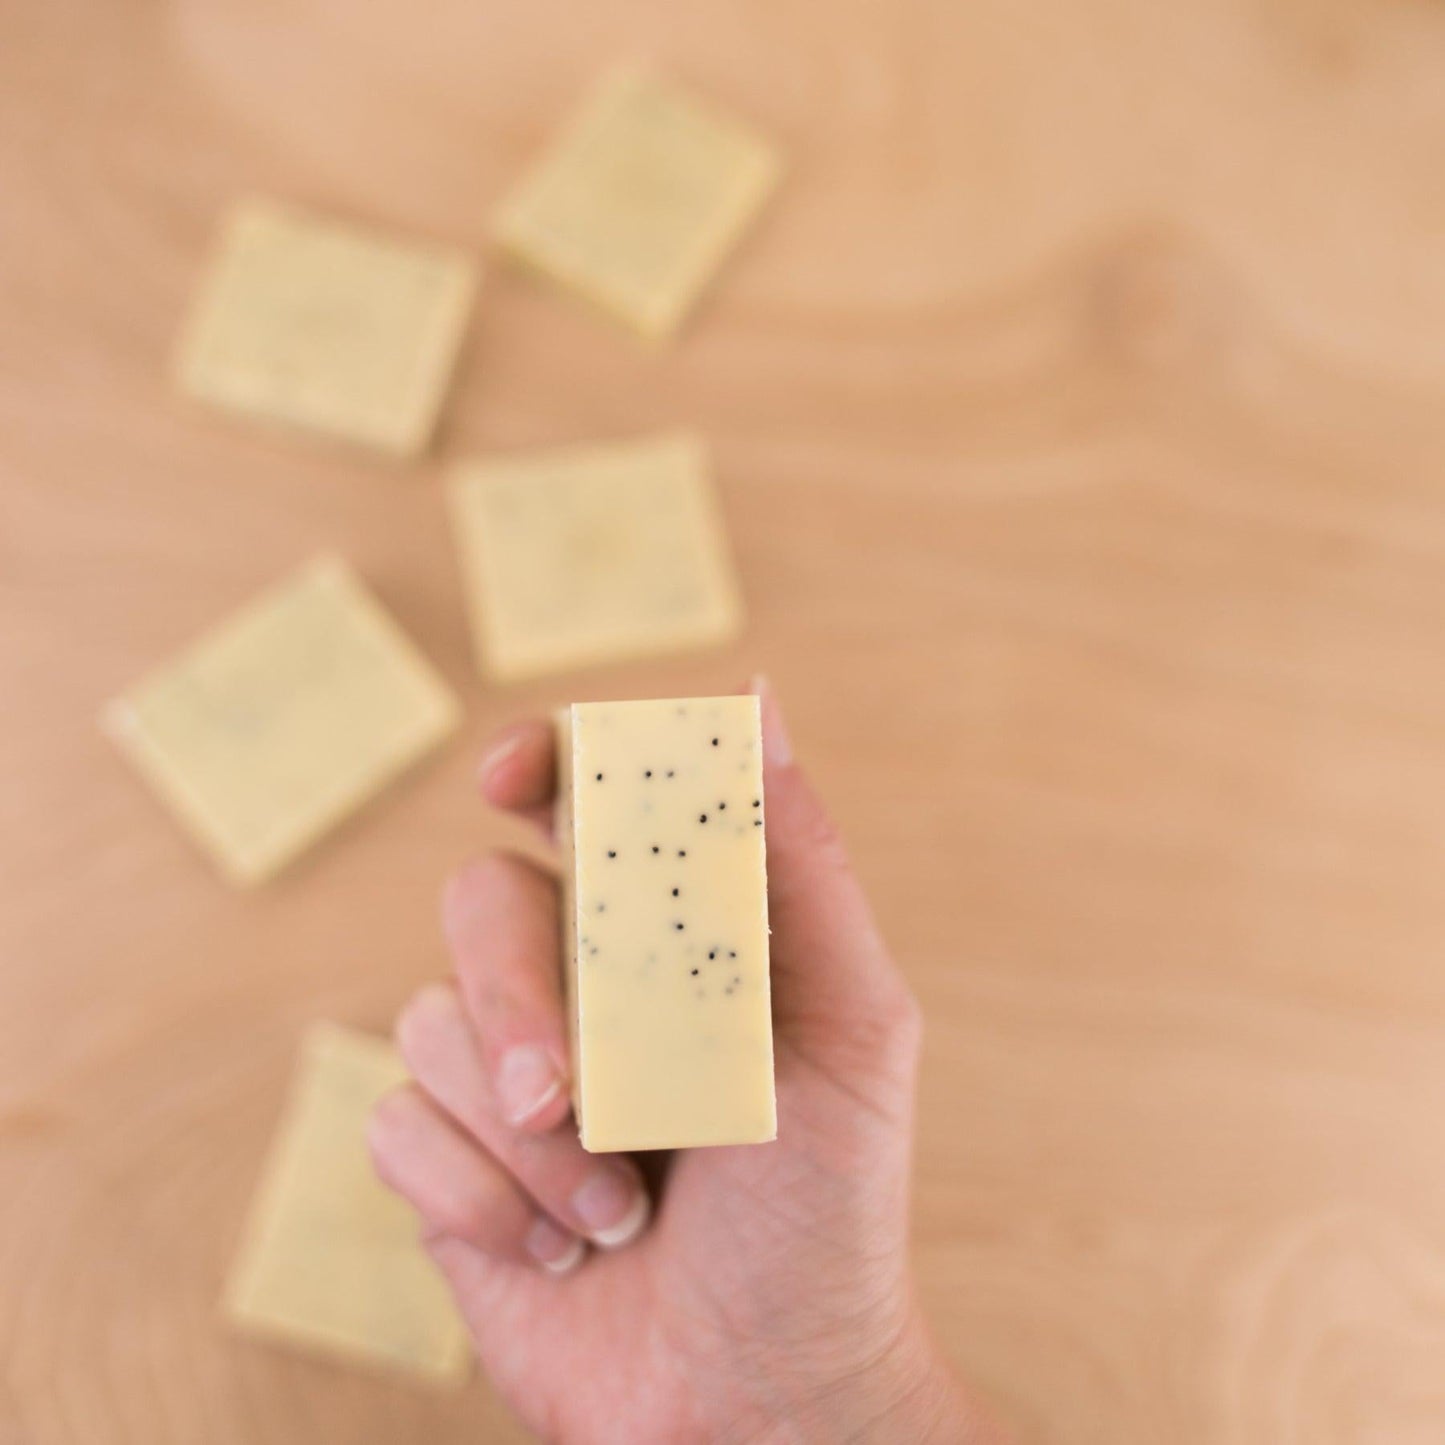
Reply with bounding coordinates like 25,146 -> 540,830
445,1043 -> 915,1444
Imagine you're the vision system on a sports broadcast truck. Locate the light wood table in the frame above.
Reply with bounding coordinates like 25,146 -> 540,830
4,3 -> 1445,1441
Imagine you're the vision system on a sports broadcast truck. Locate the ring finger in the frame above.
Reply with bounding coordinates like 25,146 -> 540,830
368,1083 -> 585,1275
395,979 -> 650,1250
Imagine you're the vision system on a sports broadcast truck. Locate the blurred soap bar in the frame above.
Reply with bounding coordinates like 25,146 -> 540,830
447,433 -> 743,681
495,67 -> 781,338
103,555 -> 458,884
224,1023 -> 470,1383
556,695 -> 775,1151
176,198 -> 476,455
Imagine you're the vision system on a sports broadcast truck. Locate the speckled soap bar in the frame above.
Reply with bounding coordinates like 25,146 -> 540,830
556,696 -> 775,1152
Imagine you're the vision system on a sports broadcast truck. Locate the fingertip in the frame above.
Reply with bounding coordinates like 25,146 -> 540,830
477,720 -> 556,813
540,1237 -> 587,1276
495,1041 -> 570,1131
750,673 -> 794,772
588,1190 -> 650,1250
519,1090 -> 573,1135
476,727 -> 525,795
515,1078 -> 573,1134
748,678 -> 823,857
570,1164 -> 652,1249
525,1218 -> 587,1275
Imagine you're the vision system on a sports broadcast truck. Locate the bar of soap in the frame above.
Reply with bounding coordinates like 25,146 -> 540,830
447,433 -> 743,681
556,695 -> 775,1152
224,1023 -> 470,1383
176,198 -> 476,455
494,67 -> 781,338
103,555 -> 459,884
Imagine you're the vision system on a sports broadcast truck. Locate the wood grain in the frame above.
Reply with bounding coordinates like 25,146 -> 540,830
3,2 -> 1445,1441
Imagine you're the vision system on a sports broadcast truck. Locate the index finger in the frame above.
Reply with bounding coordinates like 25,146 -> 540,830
478,719 -> 556,831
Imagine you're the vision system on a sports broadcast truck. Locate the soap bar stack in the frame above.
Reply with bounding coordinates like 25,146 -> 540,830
556,695 -> 775,1152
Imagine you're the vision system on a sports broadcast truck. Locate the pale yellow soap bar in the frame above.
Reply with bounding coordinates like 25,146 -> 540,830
224,1023 -> 470,1383
103,555 -> 459,884
557,696 -> 775,1152
495,67 -> 781,338
176,198 -> 476,455
447,433 -> 743,681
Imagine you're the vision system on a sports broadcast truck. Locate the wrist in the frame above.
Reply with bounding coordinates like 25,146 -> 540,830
740,1314 -> 1003,1445
837,1331 -> 994,1445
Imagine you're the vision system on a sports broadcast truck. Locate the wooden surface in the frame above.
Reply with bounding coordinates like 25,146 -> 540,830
3,3 -> 1445,1442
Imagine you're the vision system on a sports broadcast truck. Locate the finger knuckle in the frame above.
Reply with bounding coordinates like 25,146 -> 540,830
442,852 -> 551,936
441,1178 -> 511,1251
441,855 -> 502,930
842,976 -> 922,1068
884,983 -> 924,1058
843,980 -> 921,1065
796,799 -> 848,868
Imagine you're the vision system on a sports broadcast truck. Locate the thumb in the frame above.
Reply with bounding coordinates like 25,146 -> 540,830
752,677 -> 917,1048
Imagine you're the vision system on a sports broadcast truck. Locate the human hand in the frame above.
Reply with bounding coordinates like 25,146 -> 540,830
368,679 -> 1008,1443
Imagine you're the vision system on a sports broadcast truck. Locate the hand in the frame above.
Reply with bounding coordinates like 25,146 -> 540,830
368,680 -> 1008,1444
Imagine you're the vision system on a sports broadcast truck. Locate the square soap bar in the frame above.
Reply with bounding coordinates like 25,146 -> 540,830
556,695 -> 775,1152
176,198 -> 476,455
103,555 -> 459,884
447,433 -> 743,681
495,67 -> 781,338
224,1023 -> 470,1382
